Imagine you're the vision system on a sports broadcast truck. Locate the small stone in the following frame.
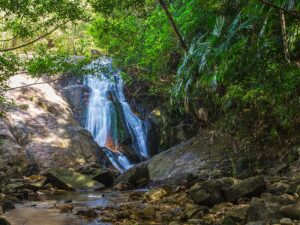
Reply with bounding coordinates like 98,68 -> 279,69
189,179 -> 223,207
145,185 -> 173,201
140,205 -> 156,219
114,181 -> 133,191
279,218 -> 293,224
73,207 -> 97,218
225,204 -> 249,222
169,222 -> 181,225
56,204 -> 74,213
156,211 -> 172,222
245,222 -> 267,225
184,204 -> 202,219
188,218 -> 203,224
225,176 -> 266,202
116,211 -> 130,219
280,204 -> 300,220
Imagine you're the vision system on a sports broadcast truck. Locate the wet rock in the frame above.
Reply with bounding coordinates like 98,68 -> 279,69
189,180 -> 223,207
280,204 -> 300,220
113,181 -> 133,191
115,210 -> 130,219
46,168 -> 105,191
0,218 -> 11,225
145,185 -> 173,202
73,207 -> 97,218
56,204 -> 74,213
225,176 -> 266,202
93,170 -> 115,187
115,163 -> 150,189
128,192 -> 144,201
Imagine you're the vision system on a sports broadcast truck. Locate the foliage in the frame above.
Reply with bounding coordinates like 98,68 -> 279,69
0,0 -> 299,152
26,45 -> 92,76
89,0 -> 300,150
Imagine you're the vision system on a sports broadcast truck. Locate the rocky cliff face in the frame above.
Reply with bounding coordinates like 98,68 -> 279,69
0,74 -> 108,180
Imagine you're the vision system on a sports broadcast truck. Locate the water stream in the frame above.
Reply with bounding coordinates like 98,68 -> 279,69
3,190 -> 147,225
84,58 -> 149,172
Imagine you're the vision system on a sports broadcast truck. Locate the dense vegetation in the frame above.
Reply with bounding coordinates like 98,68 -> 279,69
0,0 -> 299,153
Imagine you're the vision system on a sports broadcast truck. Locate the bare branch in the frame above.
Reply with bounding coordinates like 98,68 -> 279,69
0,21 -> 69,52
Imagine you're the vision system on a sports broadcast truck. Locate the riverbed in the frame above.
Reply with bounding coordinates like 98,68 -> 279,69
3,190 -> 147,225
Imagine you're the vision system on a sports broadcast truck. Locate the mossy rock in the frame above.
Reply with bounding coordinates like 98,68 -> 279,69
46,168 -> 105,191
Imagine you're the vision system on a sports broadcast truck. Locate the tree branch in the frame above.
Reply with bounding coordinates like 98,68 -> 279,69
256,0 -> 300,20
158,0 -> 188,51
0,21 -> 69,52
1,35 -> 17,42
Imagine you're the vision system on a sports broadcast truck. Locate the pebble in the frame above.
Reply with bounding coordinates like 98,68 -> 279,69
279,218 -> 293,224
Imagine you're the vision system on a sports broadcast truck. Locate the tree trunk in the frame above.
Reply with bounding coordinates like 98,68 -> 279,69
280,10 -> 290,63
158,0 -> 188,51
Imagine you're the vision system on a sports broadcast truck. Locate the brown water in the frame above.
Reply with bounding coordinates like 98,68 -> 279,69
3,190 -> 147,225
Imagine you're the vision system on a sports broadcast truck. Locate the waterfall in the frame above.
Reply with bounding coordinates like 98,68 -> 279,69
84,58 -> 149,172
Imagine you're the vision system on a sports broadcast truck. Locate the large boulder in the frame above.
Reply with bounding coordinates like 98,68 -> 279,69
225,176 -> 266,202
0,119 -> 33,180
146,130 -> 232,185
1,74 -> 108,175
46,168 -> 105,191
114,163 -> 150,189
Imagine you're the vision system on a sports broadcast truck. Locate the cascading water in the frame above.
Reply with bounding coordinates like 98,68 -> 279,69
84,58 -> 149,172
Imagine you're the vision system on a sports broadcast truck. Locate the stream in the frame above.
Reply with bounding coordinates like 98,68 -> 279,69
3,190 -> 147,225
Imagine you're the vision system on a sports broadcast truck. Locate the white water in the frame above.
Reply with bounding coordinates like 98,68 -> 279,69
84,58 -> 149,172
